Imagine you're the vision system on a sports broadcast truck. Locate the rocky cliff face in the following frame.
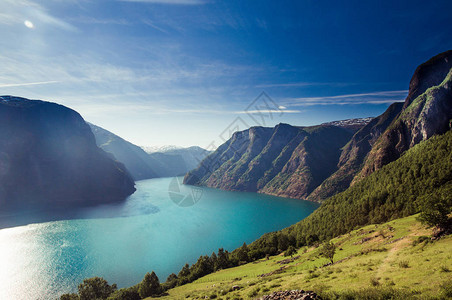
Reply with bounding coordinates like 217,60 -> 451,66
306,102 -> 404,201
0,96 -> 136,211
354,50 -> 452,182
183,123 -> 359,199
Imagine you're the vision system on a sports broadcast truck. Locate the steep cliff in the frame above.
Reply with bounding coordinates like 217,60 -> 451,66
306,102 -> 404,201
354,50 -> 452,182
0,96 -> 136,210
184,123 -> 359,199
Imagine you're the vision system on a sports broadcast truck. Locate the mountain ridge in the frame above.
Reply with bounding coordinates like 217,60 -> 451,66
184,50 -> 452,202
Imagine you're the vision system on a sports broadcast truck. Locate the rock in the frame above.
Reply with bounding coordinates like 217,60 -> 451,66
259,290 -> 321,299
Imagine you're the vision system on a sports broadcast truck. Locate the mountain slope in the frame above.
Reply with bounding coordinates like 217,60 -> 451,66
307,102 -> 404,201
185,51 -> 452,203
0,96 -> 136,210
253,129 -> 452,253
354,50 -> 452,182
89,123 -> 159,180
184,123 -> 360,199
148,215 -> 451,300
89,124 -> 210,179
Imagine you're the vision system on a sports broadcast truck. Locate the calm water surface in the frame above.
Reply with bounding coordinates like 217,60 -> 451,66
0,177 -> 319,299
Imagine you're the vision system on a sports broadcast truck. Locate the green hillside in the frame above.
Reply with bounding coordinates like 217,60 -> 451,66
147,215 -> 452,299
248,130 -> 452,258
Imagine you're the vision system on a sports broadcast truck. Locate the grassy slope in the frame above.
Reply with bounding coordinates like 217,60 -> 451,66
147,215 -> 451,299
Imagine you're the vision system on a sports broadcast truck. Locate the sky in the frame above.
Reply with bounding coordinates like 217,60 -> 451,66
0,0 -> 451,148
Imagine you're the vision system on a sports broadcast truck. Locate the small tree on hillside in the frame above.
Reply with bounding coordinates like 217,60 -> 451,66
78,277 -> 117,300
418,194 -> 451,229
318,241 -> 336,264
236,242 -> 250,263
284,245 -> 297,257
216,248 -> 230,270
138,271 -> 162,298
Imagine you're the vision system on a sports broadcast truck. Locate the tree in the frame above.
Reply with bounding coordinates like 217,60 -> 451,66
138,271 -> 162,298
60,294 -> 79,300
166,273 -> 178,282
77,277 -> 117,300
284,245 -> 297,257
178,263 -> 190,278
107,288 -> 140,300
418,194 -> 451,229
216,248 -> 230,270
236,242 -> 250,263
318,241 -> 336,264
210,252 -> 218,271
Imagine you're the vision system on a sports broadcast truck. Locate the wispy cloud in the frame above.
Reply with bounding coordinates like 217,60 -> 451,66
0,81 -> 59,88
0,0 -> 77,31
118,0 -> 206,4
282,90 -> 408,106
256,82 -> 355,88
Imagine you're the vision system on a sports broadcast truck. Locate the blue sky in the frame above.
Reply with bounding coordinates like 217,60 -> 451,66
0,0 -> 451,148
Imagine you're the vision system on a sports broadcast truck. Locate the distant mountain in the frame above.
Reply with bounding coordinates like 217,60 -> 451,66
89,124 -> 159,180
153,146 -> 212,173
89,124 -> 210,179
0,96 -> 136,211
185,50 -> 452,202
184,123 -> 362,199
320,117 -> 374,130
141,145 -> 183,154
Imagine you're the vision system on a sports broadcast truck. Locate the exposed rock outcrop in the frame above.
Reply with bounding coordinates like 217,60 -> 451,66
184,123 -> 360,200
354,50 -> 452,182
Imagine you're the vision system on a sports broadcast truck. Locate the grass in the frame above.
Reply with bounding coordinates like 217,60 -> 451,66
145,214 -> 452,299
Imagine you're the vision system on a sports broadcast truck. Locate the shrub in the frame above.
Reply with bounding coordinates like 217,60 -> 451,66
398,260 -> 409,268
417,194 -> 451,229
318,241 -> 336,263
284,245 -> 297,257
370,277 -> 380,286
107,287 -> 140,300
440,265 -> 450,273
440,280 -> 452,298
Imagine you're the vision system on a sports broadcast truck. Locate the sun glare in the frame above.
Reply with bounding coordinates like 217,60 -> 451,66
24,20 -> 34,29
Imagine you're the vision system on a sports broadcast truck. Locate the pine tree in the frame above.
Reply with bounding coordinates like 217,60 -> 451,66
217,248 -> 230,270
138,271 -> 162,298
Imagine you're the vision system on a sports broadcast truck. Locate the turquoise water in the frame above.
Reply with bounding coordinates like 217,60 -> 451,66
0,177 -> 319,299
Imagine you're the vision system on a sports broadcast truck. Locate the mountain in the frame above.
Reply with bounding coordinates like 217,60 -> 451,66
89,124 -> 210,179
354,50 -> 452,182
141,145 -> 183,153
306,102 -> 404,201
183,123 -> 364,199
309,50 -> 452,201
158,146 -> 212,173
185,50 -> 452,202
0,96 -> 136,211
89,123 -> 159,180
